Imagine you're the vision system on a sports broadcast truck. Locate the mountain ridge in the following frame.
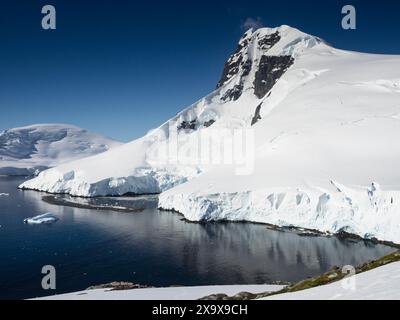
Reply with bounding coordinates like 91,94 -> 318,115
0,123 -> 121,175
19,25 -> 400,242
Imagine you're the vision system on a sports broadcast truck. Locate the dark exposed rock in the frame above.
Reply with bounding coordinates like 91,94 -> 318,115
216,49 -> 250,102
178,120 -> 197,131
253,55 -> 294,99
251,103 -> 263,126
217,30 -> 292,102
235,38 -> 250,55
217,54 -> 244,89
198,293 -> 229,301
203,120 -> 216,128
216,34 -> 253,90
241,59 -> 252,77
230,292 -> 257,300
335,230 -> 365,241
217,31 -> 282,89
87,282 -> 151,291
217,58 -> 250,102
42,195 -> 150,213
199,291 -> 261,301
177,118 -> 215,131
258,31 -> 281,50
221,84 -> 244,102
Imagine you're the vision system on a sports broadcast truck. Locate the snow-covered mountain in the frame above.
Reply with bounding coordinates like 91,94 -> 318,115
0,124 -> 121,175
20,25 -> 400,242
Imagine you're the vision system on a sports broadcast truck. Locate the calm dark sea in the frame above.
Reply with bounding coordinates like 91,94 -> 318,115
0,176 -> 395,300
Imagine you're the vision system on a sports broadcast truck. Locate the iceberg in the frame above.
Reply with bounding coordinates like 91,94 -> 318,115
24,213 -> 59,225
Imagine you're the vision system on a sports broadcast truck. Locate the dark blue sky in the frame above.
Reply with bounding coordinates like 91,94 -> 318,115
1,0 -> 399,141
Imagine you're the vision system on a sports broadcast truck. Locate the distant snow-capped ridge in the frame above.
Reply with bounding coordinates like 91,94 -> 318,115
20,25 -> 400,242
0,124 -> 121,175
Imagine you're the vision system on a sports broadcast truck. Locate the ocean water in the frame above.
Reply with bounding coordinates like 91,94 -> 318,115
0,176 -> 395,299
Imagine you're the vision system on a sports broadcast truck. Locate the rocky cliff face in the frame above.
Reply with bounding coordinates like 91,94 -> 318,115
173,26 -> 322,133
215,26 -> 313,103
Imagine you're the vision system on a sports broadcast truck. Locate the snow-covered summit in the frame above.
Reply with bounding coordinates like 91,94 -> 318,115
20,26 -> 400,242
157,25 -> 327,135
217,25 -> 323,87
0,124 -> 121,175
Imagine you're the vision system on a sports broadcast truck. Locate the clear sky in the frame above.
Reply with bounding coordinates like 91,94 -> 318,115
1,0 -> 400,141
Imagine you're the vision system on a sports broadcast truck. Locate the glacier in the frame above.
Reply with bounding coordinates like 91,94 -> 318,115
19,25 -> 400,243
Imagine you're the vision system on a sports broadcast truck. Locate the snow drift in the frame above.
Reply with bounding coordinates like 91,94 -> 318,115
35,262 -> 400,300
35,284 -> 284,300
20,25 -> 400,242
0,124 -> 121,175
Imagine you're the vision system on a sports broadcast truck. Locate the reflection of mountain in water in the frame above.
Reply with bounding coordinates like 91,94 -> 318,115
4,176 -> 394,295
130,213 -> 392,283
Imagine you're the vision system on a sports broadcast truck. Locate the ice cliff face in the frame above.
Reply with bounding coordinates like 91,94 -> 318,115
19,26 -> 400,242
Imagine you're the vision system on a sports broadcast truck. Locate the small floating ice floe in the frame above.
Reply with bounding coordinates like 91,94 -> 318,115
0,193 -> 9,197
24,213 -> 59,225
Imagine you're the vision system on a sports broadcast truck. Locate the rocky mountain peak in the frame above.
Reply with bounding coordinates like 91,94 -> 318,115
217,25 -> 323,101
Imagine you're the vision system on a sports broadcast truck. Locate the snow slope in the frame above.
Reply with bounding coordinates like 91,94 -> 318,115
35,262 -> 400,300
0,124 -> 121,175
20,25 -> 400,242
34,284 -> 284,300
262,261 -> 400,300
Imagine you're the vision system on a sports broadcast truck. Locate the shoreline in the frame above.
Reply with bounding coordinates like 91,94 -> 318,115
21,191 -> 400,300
42,194 -> 157,213
34,251 -> 400,300
42,193 -> 400,250
159,207 -> 400,250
